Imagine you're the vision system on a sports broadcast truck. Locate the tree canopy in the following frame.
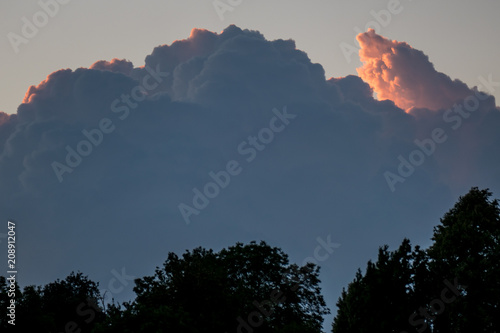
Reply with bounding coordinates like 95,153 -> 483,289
95,241 -> 330,332
0,271 -> 105,333
332,187 -> 500,333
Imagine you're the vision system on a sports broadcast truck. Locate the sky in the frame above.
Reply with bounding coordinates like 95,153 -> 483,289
1,0 -> 500,329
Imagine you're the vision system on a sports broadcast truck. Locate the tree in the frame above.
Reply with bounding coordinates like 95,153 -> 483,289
0,271 -> 105,333
332,187 -> 500,333
427,187 -> 500,332
332,239 -> 428,333
96,241 -> 330,332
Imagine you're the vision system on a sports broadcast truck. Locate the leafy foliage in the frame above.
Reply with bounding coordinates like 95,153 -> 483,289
0,271 -> 105,333
427,187 -> 500,332
332,187 -> 500,333
332,239 -> 428,333
95,241 -> 330,332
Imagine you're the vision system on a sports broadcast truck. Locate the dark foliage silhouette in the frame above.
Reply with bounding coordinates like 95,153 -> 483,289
332,187 -> 500,333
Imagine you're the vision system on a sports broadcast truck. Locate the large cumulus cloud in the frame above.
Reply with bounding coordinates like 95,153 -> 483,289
0,25 -> 499,327
356,29 -> 472,111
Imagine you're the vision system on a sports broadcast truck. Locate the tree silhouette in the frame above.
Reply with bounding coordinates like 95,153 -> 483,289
0,271 -> 105,333
332,187 -> 500,333
427,187 -> 500,332
332,239 -> 428,333
95,241 -> 330,332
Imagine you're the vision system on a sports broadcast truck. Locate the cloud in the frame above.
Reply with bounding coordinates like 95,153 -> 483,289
356,29 -> 472,111
90,58 -> 134,75
0,25 -> 499,326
